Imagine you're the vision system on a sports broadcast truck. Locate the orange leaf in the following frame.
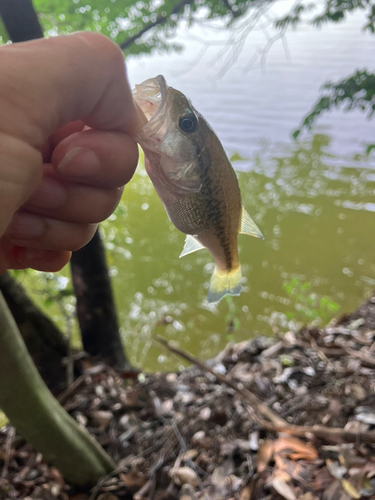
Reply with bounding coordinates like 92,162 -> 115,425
273,436 -> 318,460
256,440 -> 274,472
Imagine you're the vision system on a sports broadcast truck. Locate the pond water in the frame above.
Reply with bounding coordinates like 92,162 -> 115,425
25,3 -> 375,371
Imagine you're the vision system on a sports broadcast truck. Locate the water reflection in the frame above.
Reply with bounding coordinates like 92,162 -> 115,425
92,134 -> 374,371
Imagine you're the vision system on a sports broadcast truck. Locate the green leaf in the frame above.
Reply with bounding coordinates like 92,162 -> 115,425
365,143 -> 375,155
230,152 -> 249,162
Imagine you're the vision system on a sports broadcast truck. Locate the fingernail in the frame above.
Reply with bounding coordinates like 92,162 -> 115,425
6,213 -> 46,240
57,147 -> 101,176
26,177 -> 66,209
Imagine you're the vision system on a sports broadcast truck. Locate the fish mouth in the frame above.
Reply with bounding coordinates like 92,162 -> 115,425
132,75 -> 171,146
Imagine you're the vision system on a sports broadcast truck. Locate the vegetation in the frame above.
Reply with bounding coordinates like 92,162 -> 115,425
282,277 -> 341,324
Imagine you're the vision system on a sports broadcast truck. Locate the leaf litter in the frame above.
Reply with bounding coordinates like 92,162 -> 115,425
1,295 -> 375,500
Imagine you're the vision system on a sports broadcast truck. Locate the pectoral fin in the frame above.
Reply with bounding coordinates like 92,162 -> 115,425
179,235 -> 205,258
239,205 -> 264,239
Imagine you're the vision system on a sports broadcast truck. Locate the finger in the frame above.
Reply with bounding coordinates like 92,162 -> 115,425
0,239 -> 72,273
5,211 -> 97,252
41,121 -> 85,162
24,168 -> 124,223
14,248 -> 72,272
51,129 -> 139,188
0,32 -> 146,147
0,135 -> 42,236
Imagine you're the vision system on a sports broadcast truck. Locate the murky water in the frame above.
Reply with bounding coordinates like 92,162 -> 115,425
22,4 -> 374,371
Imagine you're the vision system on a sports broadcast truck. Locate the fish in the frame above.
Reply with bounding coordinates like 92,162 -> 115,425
132,75 -> 263,303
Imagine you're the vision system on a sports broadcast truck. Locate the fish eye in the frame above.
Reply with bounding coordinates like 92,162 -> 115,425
179,113 -> 198,133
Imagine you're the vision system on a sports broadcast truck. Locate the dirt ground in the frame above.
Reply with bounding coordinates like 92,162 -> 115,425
1,295 -> 375,500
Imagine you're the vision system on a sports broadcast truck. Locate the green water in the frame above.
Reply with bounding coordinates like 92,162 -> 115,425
20,134 -> 374,371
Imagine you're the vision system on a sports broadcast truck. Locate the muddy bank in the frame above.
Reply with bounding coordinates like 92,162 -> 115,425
1,295 -> 375,500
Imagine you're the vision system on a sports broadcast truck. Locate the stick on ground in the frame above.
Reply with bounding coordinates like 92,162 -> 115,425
155,335 -> 375,446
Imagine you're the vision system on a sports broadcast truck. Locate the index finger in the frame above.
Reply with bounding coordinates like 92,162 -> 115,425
0,32 -> 146,149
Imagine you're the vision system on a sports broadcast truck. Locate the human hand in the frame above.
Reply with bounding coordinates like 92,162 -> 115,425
0,32 -> 145,274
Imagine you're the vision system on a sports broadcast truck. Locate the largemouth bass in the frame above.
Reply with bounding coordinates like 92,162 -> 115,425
133,75 -> 263,303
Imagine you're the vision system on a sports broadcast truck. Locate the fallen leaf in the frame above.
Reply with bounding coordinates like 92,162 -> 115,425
341,479 -> 360,499
326,459 -> 347,479
274,437 -> 318,461
257,440 -> 274,472
91,410 -> 113,428
120,471 -> 146,489
323,479 -> 342,500
169,467 -> 198,487
299,493 -> 315,500
181,449 -> 198,462
271,475 -> 296,500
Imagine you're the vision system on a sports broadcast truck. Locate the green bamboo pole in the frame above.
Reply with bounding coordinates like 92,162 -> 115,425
0,291 -> 115,487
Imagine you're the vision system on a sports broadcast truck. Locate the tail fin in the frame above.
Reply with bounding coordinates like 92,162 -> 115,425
207,266 -> 242,303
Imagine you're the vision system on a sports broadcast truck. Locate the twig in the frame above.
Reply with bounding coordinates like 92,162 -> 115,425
155,335 -> 287,427
57,375 -> 85,405
344,346 -> 375,367
1,427 -> 15,478
259,422 -> 375,444
170,419 -> 204,491
120,0 -> 196,50
134,479 -> 152,500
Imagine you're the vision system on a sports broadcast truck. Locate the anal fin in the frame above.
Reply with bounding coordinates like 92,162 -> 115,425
179,234 -> 205,258
239,205 -> 264,240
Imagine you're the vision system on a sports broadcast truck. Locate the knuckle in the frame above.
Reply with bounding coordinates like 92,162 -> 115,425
73,32 -> 124,65
70,223 -> 97,252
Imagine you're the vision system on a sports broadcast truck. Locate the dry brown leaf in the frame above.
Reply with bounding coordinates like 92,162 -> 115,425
326,459 -> 347,479
91,410 -> 113,428
274,456 -> 308,483
239,484 -> 253,500
120,471 -> 146,489
298,493 -> 315,500
274,437 -> 318,461
271,474 -> 296,500
181,449 -> 199,462
179,484 -> 195,500
256,440 -> 274,472
169,467 -> 198,487
323,479 -> 342,500
341,479 -> 360,499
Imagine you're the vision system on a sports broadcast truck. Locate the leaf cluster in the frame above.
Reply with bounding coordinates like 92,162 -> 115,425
275,0 -> 375,33
282,277 -> 341,324
294,70 -> 375,139
5,0 -> 259,56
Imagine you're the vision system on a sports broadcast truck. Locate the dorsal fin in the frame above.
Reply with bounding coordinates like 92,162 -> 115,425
239,205 -> 264,239
179,234 -> 205,258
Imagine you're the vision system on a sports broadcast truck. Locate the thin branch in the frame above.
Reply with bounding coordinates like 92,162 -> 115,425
155,335 -> 375,447
260,422 -> 375,445
120,0 -> 196,50
155,335 -> 287,427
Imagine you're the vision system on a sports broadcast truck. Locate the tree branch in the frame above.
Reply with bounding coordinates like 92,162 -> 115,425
120,0 -> 196,50
0,0 -> 43,41
0,291 -> 115,486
